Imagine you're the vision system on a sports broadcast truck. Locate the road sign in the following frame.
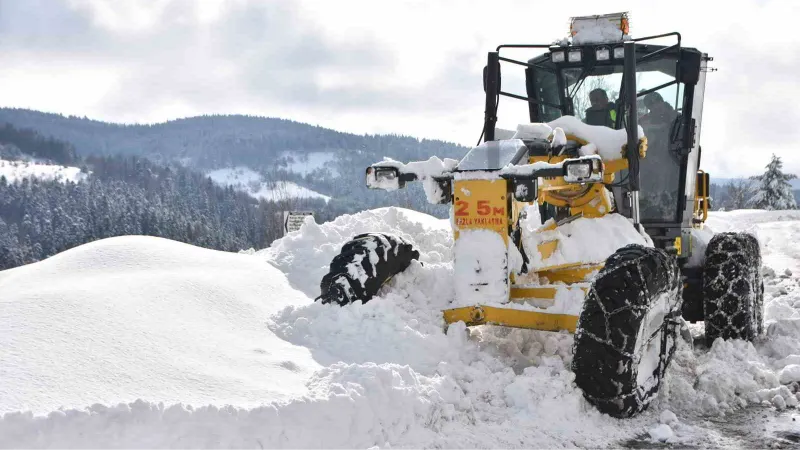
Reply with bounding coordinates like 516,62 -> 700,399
283,211 -> 314,235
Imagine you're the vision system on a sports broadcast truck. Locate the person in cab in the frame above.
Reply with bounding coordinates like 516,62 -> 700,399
584,88 -> 617,128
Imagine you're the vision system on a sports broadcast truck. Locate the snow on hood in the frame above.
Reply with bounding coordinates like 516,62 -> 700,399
512,115 -> 645,161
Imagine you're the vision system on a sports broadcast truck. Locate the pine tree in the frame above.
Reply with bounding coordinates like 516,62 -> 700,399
747,154 -> 797,210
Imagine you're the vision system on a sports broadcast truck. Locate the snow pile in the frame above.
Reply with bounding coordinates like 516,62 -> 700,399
207,166 -> 330,202
262,207 -> 452,298
521,212 -> 650,271
512,116 -> 645,161
0,159 -> 87,183
0,236 -> 318,415
657,211 -> 800,418
4,207 -> 800,447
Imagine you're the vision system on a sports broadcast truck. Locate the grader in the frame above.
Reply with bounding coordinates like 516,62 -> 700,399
316,13 -> 764,418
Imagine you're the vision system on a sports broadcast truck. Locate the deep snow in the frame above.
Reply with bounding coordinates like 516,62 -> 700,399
1,208 -> 800,448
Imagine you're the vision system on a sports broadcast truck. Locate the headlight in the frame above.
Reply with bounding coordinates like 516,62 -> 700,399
563,156 -> 604,184
551,51 -> 565,63
567,163 -> 591,179
613,46 -> 625,59
568,49 -> 582,62
366,166 -> 403,190
596,47 -> 610,61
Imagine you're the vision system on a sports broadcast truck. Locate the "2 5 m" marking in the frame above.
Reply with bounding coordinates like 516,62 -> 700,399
455,200 -> 505,216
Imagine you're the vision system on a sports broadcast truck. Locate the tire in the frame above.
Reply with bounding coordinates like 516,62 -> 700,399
572,244 -> 683,418
316,233 -> 420,306
703,232 -> 763,346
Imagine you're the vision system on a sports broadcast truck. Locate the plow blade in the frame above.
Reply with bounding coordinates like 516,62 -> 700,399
443,305 -> 578,332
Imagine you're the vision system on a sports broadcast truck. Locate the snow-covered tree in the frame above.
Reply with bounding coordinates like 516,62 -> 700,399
725,179 -> 755,210
747,154 -> 797,210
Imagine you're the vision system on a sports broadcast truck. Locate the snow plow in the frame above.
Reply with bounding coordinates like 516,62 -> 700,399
315,13 -> 764,418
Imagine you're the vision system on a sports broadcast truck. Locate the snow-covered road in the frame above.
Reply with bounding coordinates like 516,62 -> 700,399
1,208 -> 799,448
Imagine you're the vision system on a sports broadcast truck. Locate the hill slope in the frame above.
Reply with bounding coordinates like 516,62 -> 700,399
0,108 -> 467,172
0,108 -> 467,218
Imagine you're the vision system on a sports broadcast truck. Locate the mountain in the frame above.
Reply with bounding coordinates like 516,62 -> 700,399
0,108 -> 469,218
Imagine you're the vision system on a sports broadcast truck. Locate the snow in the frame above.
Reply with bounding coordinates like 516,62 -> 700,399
687,225 -> 715,268
522,212 -> 650,271
0,159 -> 86,184
453,229 -> 509,306
207,166 -> 330,202
4,207 -> 800,447
262,207 -> 452,299
778,365 -> 800,384
375,156 -> 458,203
0,236 -> 318,415
570,14 -> 629,45
512,116 -> 645,161
660,409 -> 678,425
206,166 -> 262,186
250,181 -> 331,202
648,423 -> 675,442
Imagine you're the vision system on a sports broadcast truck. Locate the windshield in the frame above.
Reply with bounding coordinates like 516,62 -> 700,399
457,139 -> 527,170
539,54 -> 685,223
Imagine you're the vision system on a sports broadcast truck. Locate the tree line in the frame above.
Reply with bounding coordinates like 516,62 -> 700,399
0,154 -> 289,270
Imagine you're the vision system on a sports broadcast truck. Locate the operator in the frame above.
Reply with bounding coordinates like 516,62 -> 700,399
584,88 -> 617,128
640,92 -> 677,128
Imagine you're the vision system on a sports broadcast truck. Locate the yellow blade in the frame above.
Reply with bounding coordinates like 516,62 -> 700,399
443,305 -> 578,333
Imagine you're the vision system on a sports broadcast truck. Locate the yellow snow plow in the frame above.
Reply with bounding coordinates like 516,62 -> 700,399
315,13 -> 764,419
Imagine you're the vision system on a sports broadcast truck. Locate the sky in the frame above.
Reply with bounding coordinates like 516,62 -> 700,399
0,0 -> 798,177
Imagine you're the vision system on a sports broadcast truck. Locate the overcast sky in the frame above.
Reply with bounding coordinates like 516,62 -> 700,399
1,0 -> 797,177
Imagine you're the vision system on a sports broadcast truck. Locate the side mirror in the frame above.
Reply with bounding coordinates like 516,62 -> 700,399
513,178 -> 537,202
482,58 -> 501,93
563,156 -> 604,184
366,166 -> 405,191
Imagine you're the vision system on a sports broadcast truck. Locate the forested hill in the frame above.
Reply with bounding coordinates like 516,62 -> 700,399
0,108 -> 468,172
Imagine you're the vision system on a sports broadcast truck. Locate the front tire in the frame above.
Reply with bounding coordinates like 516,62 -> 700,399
572,244 -> 683,418
316,233 -> 419,306
703,232 -> 763,346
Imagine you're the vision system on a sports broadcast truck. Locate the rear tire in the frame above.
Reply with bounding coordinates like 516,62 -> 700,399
572,244 -> 682,418
316,233 -> 419,306
702,232 -> 763,346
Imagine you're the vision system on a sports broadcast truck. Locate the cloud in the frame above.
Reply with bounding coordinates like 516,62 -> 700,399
1,0 -> 800,177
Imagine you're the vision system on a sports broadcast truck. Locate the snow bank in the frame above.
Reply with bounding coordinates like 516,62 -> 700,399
0,236 -> 318,415
4,208 -> 800,447
261,207 -> 452,298
657,210 -> 800,419
0,159 -> 86,183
